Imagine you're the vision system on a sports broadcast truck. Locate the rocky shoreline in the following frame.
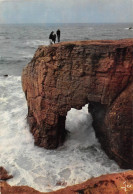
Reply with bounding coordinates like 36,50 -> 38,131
0,170 -> 133,193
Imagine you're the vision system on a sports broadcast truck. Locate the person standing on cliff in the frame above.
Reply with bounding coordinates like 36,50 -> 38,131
52,33 -> 56,44
49,31 -> 54,44
56,29 -> 61,42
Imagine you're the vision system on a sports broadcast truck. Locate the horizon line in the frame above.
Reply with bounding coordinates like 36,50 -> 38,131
0,22 -> 133,25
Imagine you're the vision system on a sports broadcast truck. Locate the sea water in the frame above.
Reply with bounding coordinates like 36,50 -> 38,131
0,23 -> 132,192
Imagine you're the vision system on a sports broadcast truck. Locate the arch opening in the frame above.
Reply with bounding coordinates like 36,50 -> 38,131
62,104 -> 121,177
65,104 -> 97,148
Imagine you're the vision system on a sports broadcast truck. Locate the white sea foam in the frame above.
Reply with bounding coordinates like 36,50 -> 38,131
26,40 -> 49,48
125,27 -> 133,30
0,76 -> 122,192
22,55 -> 33,59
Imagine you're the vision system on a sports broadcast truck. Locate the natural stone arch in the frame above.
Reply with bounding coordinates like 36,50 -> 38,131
22,39 -> 133,169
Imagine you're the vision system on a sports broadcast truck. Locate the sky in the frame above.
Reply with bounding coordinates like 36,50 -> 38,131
0,0 -> 133,24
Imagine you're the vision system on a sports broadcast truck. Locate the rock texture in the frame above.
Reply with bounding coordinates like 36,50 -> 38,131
22,39 -> 133,169
0,167 -> 13,181
0,182 -> 42,194
1,171 -> 133,194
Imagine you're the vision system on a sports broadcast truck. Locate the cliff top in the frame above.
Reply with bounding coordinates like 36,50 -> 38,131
41,38 -> 133,48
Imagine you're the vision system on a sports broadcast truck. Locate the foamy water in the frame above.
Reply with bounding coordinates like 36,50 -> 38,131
25,40 -> 49,48
0,76 -> 122,192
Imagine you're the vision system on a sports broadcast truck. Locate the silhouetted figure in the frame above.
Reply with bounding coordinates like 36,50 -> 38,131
49,31 -> 54,44
56,29 -> 60,42
52,33 -> 56,44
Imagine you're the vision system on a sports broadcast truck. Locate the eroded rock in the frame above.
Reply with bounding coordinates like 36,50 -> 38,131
22,39 -> 133,169
0,167 -> 13,181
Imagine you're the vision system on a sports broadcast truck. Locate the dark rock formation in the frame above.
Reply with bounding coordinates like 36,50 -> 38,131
1,171 -> 133,193
22,39 -> 133,169
3,74 -> 8,77
0,167 -> 13,181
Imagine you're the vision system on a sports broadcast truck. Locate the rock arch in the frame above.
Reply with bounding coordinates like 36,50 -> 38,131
22,39 -> 133,169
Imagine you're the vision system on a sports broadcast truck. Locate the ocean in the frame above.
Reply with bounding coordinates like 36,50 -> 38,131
0,23 -> 132,192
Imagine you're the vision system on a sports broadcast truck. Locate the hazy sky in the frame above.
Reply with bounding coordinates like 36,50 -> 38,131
0,0 -> 133,23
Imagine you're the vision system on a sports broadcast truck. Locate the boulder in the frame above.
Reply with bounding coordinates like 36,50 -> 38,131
0,166 -> 13,181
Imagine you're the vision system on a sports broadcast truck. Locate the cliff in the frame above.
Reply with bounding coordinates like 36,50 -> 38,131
1,171 -> 133,193
22,39 -> 133,169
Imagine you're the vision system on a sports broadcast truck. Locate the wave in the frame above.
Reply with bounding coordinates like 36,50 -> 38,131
0,32 -> 9,35
25,40 -> 49,48
0,36 -> 6,40
16,40 -> 49,49
22,54 -> 33,59
0,54 -> 32,65
125,27 -> 133,30
0,57 -> 25,65
17,51 -> 33,59
0,36 -> 10,39
0,56 -> 12,62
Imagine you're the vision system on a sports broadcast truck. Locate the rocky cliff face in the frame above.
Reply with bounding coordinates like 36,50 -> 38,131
22,39 -> 133,169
